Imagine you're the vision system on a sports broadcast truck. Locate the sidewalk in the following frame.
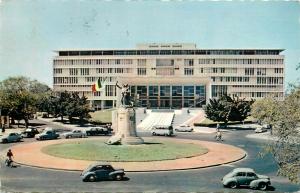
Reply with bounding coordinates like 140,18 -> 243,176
2,137 -> 246,172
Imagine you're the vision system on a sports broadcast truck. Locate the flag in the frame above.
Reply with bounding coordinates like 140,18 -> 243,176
92,78 -> 107,92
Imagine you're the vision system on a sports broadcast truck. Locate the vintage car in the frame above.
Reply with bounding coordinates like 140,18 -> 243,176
35,129 -> 59,140
174,124 -> 193,132
222,168 -> 271,190
1,133 -> 22,143
21,127 -> 40,138
85,127 -> 111,136
80,162 -> 125,182
151,125 -> 174,136
254,126 -> 268,133
63,129 -> 86,139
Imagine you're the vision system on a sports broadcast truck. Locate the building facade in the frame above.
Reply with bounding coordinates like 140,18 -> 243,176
53,43 -> 285,109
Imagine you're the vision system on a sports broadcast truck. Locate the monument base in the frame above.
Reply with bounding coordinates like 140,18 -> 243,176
107,107 -> 144,145
122,136 -> 144,145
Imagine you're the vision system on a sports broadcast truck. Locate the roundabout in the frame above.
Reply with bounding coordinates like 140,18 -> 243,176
42,139 -> 208,162
8,137 -> 246,172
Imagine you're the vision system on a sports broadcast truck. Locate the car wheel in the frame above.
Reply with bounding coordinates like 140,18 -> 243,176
152,132 -> 156,136
3,139 -> 8,143
228,181 -> 238,189
66,136 -> 70,139
175,129 -> 178,132
258,182 -> 267,190
88,175 -> 96,182
115,174 -> 123,181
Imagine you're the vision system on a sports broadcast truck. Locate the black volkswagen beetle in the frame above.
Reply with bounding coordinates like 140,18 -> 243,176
80,162 -> 125,182
85,127 -> 111,136
21,127 -> 39,138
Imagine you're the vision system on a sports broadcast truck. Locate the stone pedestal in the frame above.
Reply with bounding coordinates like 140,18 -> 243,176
107,107 -> 144,145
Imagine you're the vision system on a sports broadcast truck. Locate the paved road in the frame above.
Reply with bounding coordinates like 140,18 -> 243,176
0,120 -> 299,192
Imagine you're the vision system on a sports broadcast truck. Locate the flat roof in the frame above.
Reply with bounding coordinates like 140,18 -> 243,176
54,48 -> 284,56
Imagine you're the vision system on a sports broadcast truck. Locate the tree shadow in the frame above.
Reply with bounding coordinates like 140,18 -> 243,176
143,142 -> 162,145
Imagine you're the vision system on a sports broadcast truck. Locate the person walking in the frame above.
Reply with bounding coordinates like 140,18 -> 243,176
6,149 -> 14,167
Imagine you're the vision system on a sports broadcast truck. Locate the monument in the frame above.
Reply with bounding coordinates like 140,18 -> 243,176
107,81 -> 144,145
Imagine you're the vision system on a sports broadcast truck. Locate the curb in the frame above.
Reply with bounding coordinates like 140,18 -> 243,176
5,138 -> 247,173
12,151 -> 247,173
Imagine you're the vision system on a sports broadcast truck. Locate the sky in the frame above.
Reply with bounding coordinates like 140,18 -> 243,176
0,0 -> 300,88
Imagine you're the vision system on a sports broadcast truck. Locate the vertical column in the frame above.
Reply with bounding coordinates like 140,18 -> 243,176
206,83 -> 211,104
101,100 -> 105,110
6,116 -> 10,128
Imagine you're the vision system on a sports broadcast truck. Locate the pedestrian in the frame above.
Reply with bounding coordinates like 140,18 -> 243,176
1,126 -> 5,133
6,149 -> 14,167
215,130 -> 223,141
7,149 -> 13,161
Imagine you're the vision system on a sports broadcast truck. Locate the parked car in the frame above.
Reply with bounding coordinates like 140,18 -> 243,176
21,127 -> 39,138
255,125 -> 268,133
174,124 -> 193,132
151,125 -> 174,136
63,129 -> 86,139
85,127 -> 111,136
36,130 -> 59,140
1,133 -> 22,143
80,162 -> 125,182
222,168 -> 271,190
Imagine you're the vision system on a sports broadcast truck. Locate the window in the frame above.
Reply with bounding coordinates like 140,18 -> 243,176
247,173 -> 257,177
80,68 -> 89,75
184,68 -> 194,75
245,68 -> 254,75
137,59 -> 146,66
184,59 -> 194,66
137,68 -> 146,75
257,68 -> 266,76
172,86 -> 182,96
236,172 -> 246,177
156,59 -> 174,67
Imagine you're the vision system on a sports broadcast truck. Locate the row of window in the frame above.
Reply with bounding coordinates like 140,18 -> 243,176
54,58 -> 284,67
130,85 -> 206,98
232,85 -> 282,88
257,77 -> 284,85
54,77 -> 117,84
58,49 -> 281,56
96,68 -> 132,74
211,77 -> 250,82
198,59 -> 283,65
54,77 -> 78,84
53,59 -> 133,66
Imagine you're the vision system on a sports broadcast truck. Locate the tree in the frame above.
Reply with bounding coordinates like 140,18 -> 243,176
49,91 -> 91,124
0,76 -> 51,128
204,95 -> 253,127
252,90 -> 300,183
251,62 -> 300,183
49,91 -> 71,122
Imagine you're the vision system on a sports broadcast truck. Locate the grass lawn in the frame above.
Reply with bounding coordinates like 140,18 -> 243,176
89,109 -> 115,123
42,139 -> 208,162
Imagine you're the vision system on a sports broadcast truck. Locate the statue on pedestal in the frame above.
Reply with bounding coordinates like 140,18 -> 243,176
107,81 -> 144,145
115,81 -> 133,107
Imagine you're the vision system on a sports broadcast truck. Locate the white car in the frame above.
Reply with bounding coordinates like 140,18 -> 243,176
255,126 -> 267,133
151,126 -> 174,136
63,129 -> 86,139
175,124 -> 193,132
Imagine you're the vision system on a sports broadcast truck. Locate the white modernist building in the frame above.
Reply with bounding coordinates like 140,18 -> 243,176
53,43 -> 285,109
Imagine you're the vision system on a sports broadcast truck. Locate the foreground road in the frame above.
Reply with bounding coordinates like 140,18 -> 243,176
0,121 -> 299,192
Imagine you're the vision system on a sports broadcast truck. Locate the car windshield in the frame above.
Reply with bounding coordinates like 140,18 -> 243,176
82,164 -> 95,173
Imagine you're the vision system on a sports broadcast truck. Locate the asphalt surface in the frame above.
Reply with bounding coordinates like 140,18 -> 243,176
0,119 -> 299,192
